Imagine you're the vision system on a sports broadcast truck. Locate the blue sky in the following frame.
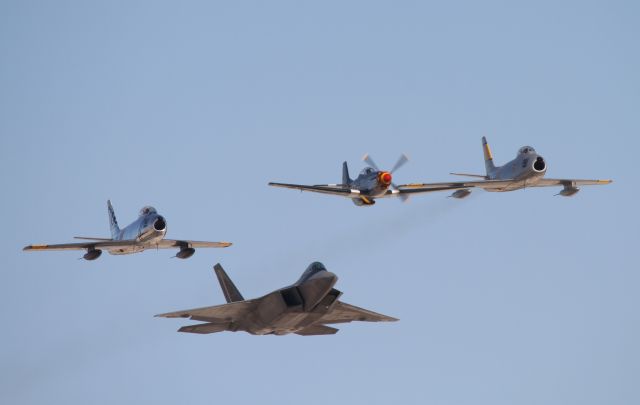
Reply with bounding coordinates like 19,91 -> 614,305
1,1 -> 638,404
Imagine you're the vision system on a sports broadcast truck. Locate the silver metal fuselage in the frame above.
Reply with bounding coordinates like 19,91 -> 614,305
110,212 -> 167,255
487,149 -> 547,191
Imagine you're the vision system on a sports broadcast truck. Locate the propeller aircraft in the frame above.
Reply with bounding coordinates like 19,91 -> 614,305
269,154 -> 465,206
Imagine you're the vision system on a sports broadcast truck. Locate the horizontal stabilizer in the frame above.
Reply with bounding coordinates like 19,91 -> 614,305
178,322 -> 229,334
450,172 -> 487,178
295,324 -> 339,336
155,300 -> 255,321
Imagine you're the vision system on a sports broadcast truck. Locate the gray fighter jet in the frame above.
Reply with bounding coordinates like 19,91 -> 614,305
269,154 -> 465,206
23,200 -> 231,260
156,262 -> 397,336
399,137 -> 612,198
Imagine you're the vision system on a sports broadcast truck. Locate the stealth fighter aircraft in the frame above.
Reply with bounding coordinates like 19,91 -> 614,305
399,137 -> 612,198
23,200 -> 231,260
156,262 -> 397,335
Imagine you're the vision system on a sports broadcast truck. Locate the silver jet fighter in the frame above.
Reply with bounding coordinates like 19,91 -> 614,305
399,137 -> 612,198
269,154 -> 466,206
23,200 -> 231,260
156,262 -> 397,336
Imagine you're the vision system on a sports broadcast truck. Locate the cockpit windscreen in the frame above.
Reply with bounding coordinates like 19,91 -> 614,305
139,206 -> 158,216
518,146 -> 536,155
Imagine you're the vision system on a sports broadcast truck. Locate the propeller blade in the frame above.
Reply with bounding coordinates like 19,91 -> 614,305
391,154 -> 409,173
391,182 -> 410,203
362,153 -> 380,171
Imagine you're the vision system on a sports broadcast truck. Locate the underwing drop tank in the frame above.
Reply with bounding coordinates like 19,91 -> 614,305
450,189 -> 472,199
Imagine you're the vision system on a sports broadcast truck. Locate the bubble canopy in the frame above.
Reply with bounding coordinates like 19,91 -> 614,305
518,146 -> 536,154
139,206 -> 158,216
360,167 -> 376,175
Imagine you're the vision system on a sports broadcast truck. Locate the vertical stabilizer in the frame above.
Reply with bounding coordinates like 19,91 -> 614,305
482,136 -> 496,176
214,263 -> 244,303
342,161 -> 351,185
107,200 -> 120,239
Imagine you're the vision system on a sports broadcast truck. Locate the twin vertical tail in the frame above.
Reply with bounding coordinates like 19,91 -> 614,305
107,200 -> 120,239
342,161 -> 351,186
482,136 -> 496,176
214,264 -> 244,303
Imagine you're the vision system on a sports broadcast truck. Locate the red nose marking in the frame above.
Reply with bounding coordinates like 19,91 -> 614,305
381,172 -> 392,184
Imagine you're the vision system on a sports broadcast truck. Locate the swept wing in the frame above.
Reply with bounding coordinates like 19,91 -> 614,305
178,322 -> 229,334
155,300 -> 256,323
155,239 -> 232,249
268,182 -> 358,197
24,240 -> 152,251
23,239 -> 231,252
399,178 -> 611,192
320,301 -> 398,324
532,178 -> 612,187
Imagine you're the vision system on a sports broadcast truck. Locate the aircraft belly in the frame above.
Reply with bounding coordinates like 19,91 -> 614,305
248,313 -> 323,335
255,292 -> 288,325
272,312 -> 319,329
248,295 -> 328,335
369,187 -> 388,198
107,246 -> 145,255
137,230 -> 165,244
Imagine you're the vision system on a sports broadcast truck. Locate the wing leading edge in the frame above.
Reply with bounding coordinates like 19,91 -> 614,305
23,239 -> 231,252
399,178 -> 612,192
268,182 -> 359,197
155,239 -> 232,249
269,182 -> 468,199
155,300 -> 256,322
320,301 -> 398,324
155,300 -> 256,334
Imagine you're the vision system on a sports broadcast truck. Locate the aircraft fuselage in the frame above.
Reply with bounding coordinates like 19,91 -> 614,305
236,269 -> 341,335
348,167 -> 392,205
109,207 -> 167,255
486,146 -> 547,191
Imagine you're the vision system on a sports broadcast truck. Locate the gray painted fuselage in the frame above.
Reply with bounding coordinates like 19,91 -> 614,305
231,266 -> 340,335
159,262 -> 397,336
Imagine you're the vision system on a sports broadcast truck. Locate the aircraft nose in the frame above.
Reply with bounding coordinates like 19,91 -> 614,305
379,171 -> 392,185
298,271 -> 338,311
